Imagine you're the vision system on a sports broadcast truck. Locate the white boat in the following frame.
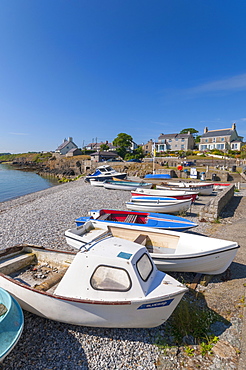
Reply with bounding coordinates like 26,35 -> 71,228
85,165 -> 127,182
126,197 -> 192,214
103,180 -> 152,191
65,222 -> 239,275
0,243 -> 187,328
89,179 -> 105,187
157,182 -> 214,195
132,188 -> 198,202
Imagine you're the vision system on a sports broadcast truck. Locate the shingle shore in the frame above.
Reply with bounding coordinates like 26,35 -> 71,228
0,179 -> 242,369
0,180 -> 163,369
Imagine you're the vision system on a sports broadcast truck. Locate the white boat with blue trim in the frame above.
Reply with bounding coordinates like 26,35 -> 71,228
0,243 -> 187,328
65,221 -> 239,275
75,208 -> 198,231
85,165 -> 127,183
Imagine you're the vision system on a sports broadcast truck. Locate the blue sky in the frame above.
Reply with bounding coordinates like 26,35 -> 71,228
1,0 -> 246,153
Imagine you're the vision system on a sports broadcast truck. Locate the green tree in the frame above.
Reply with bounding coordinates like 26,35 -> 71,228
113,133 -> 133,159
180,128 -> 199,135
100,143 -> 109,151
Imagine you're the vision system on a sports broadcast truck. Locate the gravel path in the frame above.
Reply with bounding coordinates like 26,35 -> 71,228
0,180 -> 245,369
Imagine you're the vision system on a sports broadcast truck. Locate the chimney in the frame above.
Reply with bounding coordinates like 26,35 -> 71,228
68,137 -> 73,142
204,127 -> 208,134
64,138 -> 67,142
232,123 -> 236,130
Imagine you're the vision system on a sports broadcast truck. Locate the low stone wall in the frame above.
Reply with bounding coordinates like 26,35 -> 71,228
199,184 -> 235,222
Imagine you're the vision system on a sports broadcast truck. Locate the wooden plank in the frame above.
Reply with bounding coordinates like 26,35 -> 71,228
34,268 -> 68,291
98,213 -> 110,220
134,234 -> 148,246
0,253 -> 36,275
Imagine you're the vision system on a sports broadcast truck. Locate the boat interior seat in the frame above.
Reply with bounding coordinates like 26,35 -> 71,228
98,213 -> 110,220
133,234 -> 149,246
0,252 -> 36,275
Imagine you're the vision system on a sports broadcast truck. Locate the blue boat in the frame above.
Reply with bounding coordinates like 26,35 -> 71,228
75,208 -> 198,231
144,174 -> 171,179
0,288 -> 24,362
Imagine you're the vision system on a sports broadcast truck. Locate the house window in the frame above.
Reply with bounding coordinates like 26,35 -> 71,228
181,145 -> 184,149
216,144 -> 225,150
181,138 -> 185,142
91,265 -> 131,291
221,138 -> 225,141
213,138 -> 216,142
205,139 -> 208,143
169,139 -> 172,142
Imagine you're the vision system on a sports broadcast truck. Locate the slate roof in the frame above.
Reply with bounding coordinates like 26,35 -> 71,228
201,129 -> 233,138
158,133 -> 192,140
56,139 -> 77,151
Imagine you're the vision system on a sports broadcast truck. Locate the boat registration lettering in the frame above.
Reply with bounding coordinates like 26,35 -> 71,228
117,252 -> 133,260
138,298 -> 174,310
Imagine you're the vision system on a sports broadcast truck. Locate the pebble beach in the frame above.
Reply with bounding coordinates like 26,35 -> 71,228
0,179 -> 245,369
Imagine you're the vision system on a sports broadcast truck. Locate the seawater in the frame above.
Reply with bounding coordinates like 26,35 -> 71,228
0,163 -> 59,202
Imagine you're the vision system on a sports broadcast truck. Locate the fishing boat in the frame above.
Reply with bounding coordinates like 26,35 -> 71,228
75,208 -> 198,231
157,181 -> 214,195
0,288 -> 24,362
131,188 -> 198,202
85,165 -> 127,183
65,222 -> 239,275
103,180 -> 152,191
0,243 -> 187,328
126,197 -> 192,214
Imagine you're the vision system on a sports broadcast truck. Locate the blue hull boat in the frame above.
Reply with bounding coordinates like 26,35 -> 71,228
144,174 -> 171,179
75,209 -> 198,231
0,288 -> 24,362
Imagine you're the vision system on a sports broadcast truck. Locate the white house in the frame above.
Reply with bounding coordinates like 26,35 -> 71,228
55,137 -> 78,155
199,123 -> 244,152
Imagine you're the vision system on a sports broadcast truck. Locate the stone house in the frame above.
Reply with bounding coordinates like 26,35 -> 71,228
55,137 -> 78,155
155,132 -> 195,152
199,123 -> 244,152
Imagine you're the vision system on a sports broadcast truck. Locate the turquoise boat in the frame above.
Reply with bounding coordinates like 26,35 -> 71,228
0,288 -> 24,362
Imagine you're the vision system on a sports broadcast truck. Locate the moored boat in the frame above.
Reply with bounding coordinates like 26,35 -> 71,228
131,187 -> 198,202
126,197 -> 192,214
75,208 -> 198,231
103,180 -> 152,191
0,288 -> 24,362
65,221 -> 239,275
85,165 -> 127,182
157,181 -> 214,195
0,243 -> 187,328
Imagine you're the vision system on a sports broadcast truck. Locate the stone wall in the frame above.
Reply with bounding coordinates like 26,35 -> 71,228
199,184 -> 235,222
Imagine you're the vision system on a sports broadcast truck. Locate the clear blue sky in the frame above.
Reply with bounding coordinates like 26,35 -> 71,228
1,0 -> 246,153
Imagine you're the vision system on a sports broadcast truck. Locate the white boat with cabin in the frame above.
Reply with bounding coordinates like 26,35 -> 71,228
0,243 -> 187,328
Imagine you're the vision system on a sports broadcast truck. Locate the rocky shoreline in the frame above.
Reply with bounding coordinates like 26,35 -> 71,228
0,180 -> 245,369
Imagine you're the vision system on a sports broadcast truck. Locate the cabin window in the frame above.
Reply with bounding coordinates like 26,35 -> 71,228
90,265 -> 131,291
136,253 -> 153,282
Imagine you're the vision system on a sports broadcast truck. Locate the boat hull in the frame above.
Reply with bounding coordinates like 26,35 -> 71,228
126,199 -> 192,214
0,288 -> 24,362
103,181 -> 152,191
75,209 -> 198,231
132,188 -> 198,202
0,276 -> 186,328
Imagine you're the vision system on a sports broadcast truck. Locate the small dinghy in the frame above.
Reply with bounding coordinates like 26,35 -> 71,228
0,243 -> 187,328
157,182 -> 214,195
103,180 -> 152,191
75,209 -> 198,231
126,197 -> 192,214
65,222 -> 239,275
0,288 -> 24,362
131,187 -> 198,202
85,165 -> 127,182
